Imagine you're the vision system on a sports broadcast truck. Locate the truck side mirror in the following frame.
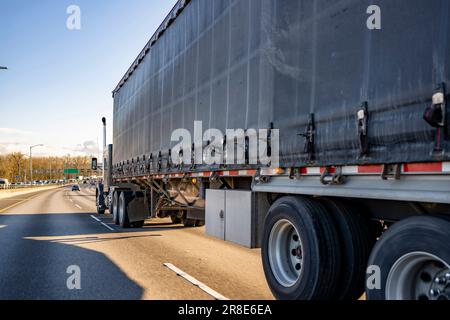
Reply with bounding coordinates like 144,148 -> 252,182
91,158 -> 98,171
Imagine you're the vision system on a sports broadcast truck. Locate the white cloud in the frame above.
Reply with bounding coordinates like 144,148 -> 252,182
0,128 -> 32,136
0,142 -> 24,154
0,126 -> 99,157
73,140 -> 100,156
0,141 -> 99,157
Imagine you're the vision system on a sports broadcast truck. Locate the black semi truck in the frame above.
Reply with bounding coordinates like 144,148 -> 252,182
96,0 -> 450,300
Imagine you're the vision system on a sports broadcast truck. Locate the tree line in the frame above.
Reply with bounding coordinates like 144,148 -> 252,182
0,153 -> 94,182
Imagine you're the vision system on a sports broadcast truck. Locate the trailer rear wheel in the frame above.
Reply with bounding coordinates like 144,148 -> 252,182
366,216 -> 450,300
118,192 -> 131,228
321,199 -> 375,300
261,196 -> 341,300
112,191 -> 120,225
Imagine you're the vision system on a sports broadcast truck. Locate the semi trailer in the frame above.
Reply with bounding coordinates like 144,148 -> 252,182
96,0 -> 450,300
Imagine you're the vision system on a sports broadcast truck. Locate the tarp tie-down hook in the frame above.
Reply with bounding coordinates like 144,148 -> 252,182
167,149 -> 173,170
149,154 -> 154,172
423,83 -> 447,153
298,113 -> 316,163
190,143 -> 196,170
157,151 -> 162,171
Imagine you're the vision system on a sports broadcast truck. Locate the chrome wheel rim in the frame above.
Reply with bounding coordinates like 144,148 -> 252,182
386,252 -> 450,300
268,219 -> 303,288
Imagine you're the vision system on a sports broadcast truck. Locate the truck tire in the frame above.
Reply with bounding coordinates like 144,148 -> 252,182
118,192 -> 132,228
96,185 -> 105,215
366,216 -> 450,300
112,191 -> 120,225
261,196 -> 341,300
96,200 -> 105,215
321,199 -> 375,300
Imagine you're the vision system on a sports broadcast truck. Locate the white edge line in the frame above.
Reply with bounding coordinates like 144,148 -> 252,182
90,215 -> 101,222
100,222 -> 115,231
164,263 -> 229,301
75,204 -> 82,209
90,215 -> 115,232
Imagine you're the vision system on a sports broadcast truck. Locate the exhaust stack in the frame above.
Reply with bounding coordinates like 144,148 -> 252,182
102,117 -> 107,183
102,117 -> 107,149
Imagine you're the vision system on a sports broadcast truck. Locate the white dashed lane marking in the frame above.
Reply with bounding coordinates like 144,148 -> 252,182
164,263 -> 229,301
90,215 -> 115,232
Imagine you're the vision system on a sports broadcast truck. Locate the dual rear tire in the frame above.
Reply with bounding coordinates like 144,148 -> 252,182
366,216 -> 450,300
262,196 -> 450,301
262,196 -> 374,300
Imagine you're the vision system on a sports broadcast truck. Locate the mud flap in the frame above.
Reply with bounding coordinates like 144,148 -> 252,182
127,192 -> 150,223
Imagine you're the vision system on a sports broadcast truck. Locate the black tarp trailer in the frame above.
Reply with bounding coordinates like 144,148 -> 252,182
97,0 -> 450,300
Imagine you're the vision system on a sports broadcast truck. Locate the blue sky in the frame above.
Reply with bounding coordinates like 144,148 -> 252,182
0,0 -> 177,157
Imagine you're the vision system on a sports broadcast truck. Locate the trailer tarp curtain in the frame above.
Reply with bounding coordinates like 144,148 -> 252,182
113,0 -> 450,173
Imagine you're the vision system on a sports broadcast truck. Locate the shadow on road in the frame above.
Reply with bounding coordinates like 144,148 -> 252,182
65,194 -> 96,198
49,234 -> 162,245
133,223 -> 189,233
96,215 -> 194,233
0,213 -> 144,300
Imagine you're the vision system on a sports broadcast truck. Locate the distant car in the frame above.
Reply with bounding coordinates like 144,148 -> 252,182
0,178 -> 10,189
71,185 -> 80,192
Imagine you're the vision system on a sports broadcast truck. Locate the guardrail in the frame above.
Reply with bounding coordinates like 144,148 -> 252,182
0,183 -> 66,191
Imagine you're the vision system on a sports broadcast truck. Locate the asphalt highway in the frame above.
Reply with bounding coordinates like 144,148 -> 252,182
0,185 -> 273,300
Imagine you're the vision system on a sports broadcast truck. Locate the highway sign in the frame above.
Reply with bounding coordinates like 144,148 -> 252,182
64,168 -> 80,174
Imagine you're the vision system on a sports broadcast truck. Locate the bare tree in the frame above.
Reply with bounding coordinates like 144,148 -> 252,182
8,152 -> 25,182
0,153 -> 93,182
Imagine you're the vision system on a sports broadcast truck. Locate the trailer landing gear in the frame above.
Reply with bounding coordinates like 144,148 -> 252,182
171,215 -> 182,224
181,212 -> 205,227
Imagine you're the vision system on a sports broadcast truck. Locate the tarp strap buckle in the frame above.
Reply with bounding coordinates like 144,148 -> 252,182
358,102 -> 369,158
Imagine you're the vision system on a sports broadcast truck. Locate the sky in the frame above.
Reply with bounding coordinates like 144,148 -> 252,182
0,0 -> 178,157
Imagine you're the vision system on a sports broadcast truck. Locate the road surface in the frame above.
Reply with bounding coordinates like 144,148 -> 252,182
0,185 -> 274,300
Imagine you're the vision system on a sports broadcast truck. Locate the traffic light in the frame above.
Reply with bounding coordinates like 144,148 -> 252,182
91,158 -> 98,171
